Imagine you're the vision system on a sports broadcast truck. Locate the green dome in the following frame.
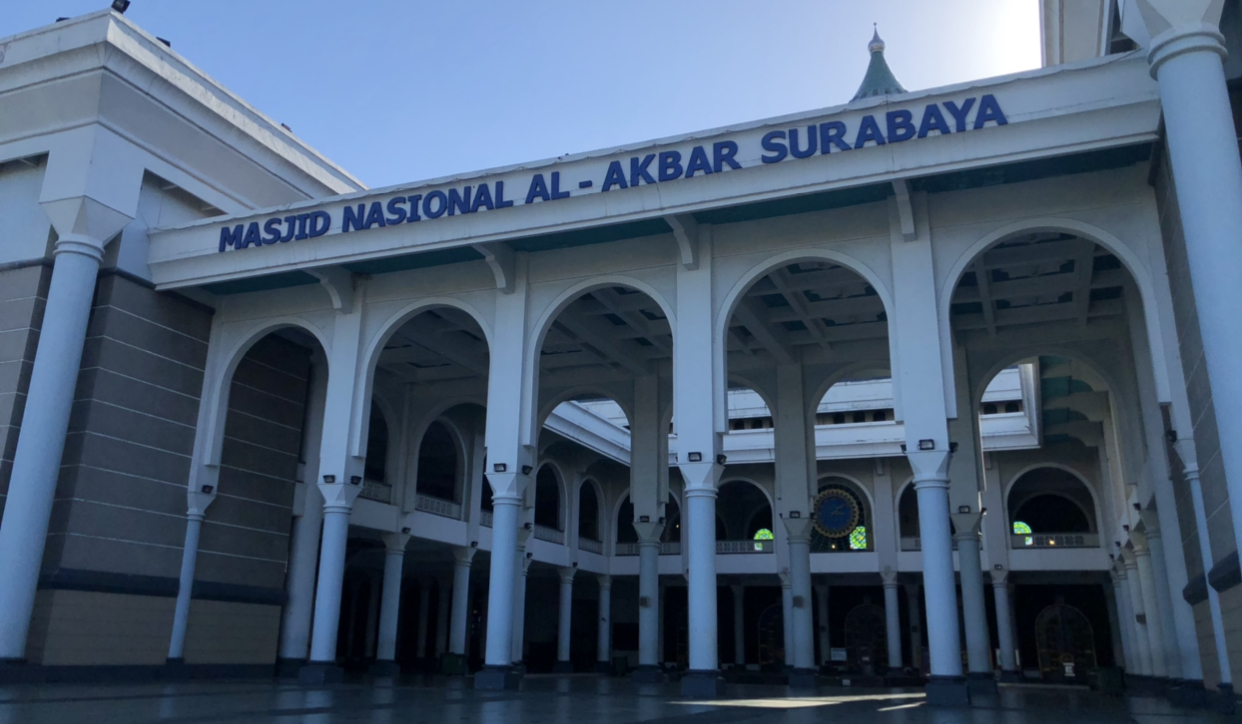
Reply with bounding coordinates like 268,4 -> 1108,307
852,29 -> 907,101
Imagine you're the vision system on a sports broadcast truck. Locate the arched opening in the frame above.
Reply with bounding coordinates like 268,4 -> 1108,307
1034,601 -> 1097,682
812,476 -> 871,552
579,481 -> 600,541
1008,467 -> 1097,542
716,480 -> 772,548
534,464 -> 562,532
365,401 -> 389,483
414,420 -> 458,503
843,602 -> 888,674
617,494 -> 680,545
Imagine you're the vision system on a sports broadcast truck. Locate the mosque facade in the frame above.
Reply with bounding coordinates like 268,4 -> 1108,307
1,0 -> 1241,709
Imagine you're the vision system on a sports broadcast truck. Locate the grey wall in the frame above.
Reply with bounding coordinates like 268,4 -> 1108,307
0,263 -> 51,528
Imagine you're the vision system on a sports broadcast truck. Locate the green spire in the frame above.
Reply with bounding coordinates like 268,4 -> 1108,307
852,27 -> 907,102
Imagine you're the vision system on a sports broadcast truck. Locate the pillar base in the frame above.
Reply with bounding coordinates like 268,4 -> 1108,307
998,670 -> 1022,684
552,661 -> 575,674
440,653 -> 468,676
368,660 -> 401,677
788,668 -> 818,689
1167,679 -> 1206,708
594,661 -> 612,674
680,669 -> 726,698
631,665 -> 667,684
925,675 -> 971,707
474,665 -> 521,690
298,663 -> 345,686
1210,683 -> 1236,715
967,672 -> 997,695
275,658 -> 306,678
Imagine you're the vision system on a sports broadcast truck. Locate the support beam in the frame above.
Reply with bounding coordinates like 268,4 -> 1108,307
472,242 -> 515,294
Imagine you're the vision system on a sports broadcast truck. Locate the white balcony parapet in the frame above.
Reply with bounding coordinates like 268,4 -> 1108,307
534,525 -> 565,544
578,538 -> 603,554
1012,533 -> 1099,548
415,494 -> 461,520
900,537 -> 959,551
717,540 -> 774,554
360,479 -> 392,504
615,541 -> 681,556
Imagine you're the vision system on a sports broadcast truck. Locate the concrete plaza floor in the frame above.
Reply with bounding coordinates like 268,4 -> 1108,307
0,675 -> 1232,724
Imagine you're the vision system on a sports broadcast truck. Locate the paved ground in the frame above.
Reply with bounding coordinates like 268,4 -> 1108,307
0,675 -> 1231,724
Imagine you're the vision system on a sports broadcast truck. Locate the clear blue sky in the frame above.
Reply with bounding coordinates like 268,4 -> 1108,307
4,1 -> 1041,189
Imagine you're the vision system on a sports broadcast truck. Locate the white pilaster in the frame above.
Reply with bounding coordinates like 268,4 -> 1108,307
881,570 -> 902,670
905,584 -> 923,671
952,515 -> 992,678
732,584 -> 746,665
991,571 -> 1017,677
1142,524 -> 1183,679
782,518 -> 815,673
634,524 -> 663,671
1177,449 -> 1233,688
1132,542 -> 1167,678
1122,557 -> 1153,676
908,450 -> 963,680
306,476 -> 363,668
510,530 -> 531,664
597,575 -> 612,668
780,573 -> 794,668
557,567 -> 576,667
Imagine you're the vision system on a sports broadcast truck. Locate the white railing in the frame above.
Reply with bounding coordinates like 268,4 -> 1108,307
1012,533 -> 1099,548
534,525 -> 565,544
716,540 -> 774,554
415,494 -> 461,519
900,537 -> 959,551
360,479 -> 392,504
579,538 -> 603,554
480,510 -> 493,528
615,541 -> 682,556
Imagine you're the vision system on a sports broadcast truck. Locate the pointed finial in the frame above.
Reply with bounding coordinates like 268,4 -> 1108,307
869,24 -> 885,54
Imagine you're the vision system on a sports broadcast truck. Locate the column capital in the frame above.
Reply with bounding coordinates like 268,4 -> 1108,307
990,569 -> 1009,586
52,234 -> 106,262
778,570 -> 791,588
781,515 -> 814,542
381,532 -> 411,554
950,511 -> 982,537
679,460 -> 723,496
453,545 -> 478,566
633,520 -> 666,545
597,574 -> 612,591
907,449 -> 952,487
316,477 -> 362,513
881,567 -> 899,587
558,566 -> 577,584
185,489 -> 215,519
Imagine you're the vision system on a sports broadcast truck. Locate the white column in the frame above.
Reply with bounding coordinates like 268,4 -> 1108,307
481,482 -> 522,672
1123,558 -> 1153,676
815,583 -> 831,667
992,573 -> 1017,678
658,580 -> 667,664
635,531 -> 663,670
306,478 -> 362,667
908,451 -> 963,680
435,578 -> 451,658
449,547 -> 476,656
596,575 -> 612,669
684,478 -> 722,674
415,582 -> 432,661
280,357 -> 328,664
1115,568 -> 1138,672
881,573 -> 902,670
1133,544 -> 1167,678
732,584 -> 746,666
167,496 -> 211,662
556,567 -> 575,668
1145,11 -> 1242,564
783,518 -> 815,674
780,575 -> 794,668
375,533 -> 409,664
0,233 -> 114,659
954,525 -> 992,678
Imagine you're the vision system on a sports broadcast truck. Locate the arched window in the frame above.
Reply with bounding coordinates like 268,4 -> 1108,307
983,403 -> 998,415
753,528 -> 774,541
365,402 -> 389,482
812,478 -> 870,552
578,481 -> 599,541
852,411 -> 866,423
534,465 -> 561,531
415,421 -> 457,501
1005,401 -> 1021,413
1007,467 -> 1097,535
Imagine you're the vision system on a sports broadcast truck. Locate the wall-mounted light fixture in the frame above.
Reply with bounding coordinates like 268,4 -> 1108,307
322,475 -> 336,484
572,562 -> 578,568
958,505 -> 971,514
993,564 -> 1003,571
524,522 -> 533,530
789,511 -> 801,519
949,442 -> 959,453
918,439 -> 935,450
521,465 -> 533,475
401,527 -> 411,534
1123,524 -> 1130,531
112,0 -> 131,13
526,551 -> 533,559
200,485 -> 214,494
470,541 -> 478,548
1133,503 -> 1142,511
687,452 -> 702,462
1166,430 -> 1178,443
639,515 -> 650,523
349,476 -> 362,486
493,463 -> 507,473
716,454 -> 727,465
